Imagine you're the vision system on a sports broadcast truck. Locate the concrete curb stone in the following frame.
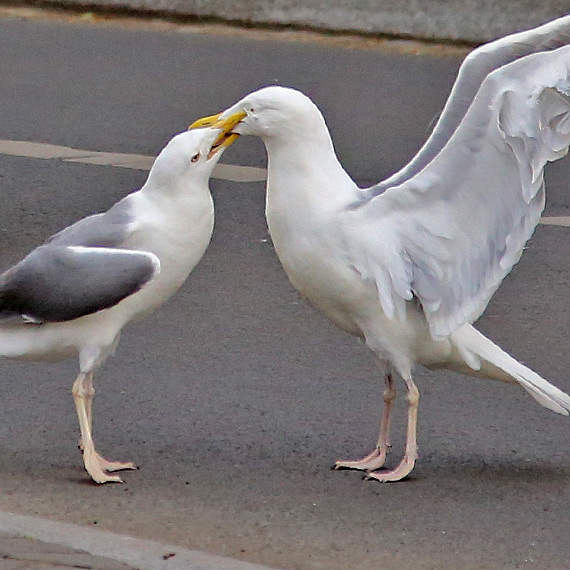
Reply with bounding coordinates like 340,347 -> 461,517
29,0 -> 570,43
0,512 -> 281,570
0,530 -> 135,569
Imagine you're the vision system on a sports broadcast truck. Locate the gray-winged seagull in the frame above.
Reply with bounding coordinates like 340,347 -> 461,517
192,15 -> 570,482
0,126 -> 235,483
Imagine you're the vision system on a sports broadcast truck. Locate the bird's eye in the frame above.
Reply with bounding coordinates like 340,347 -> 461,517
249,107 -> 255,113
191,153 -> 201,163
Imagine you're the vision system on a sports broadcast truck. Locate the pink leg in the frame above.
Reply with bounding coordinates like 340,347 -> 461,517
334,373 -> 397,471
365,374 -> 419,483
77,372 -> 95,451
72,372 -> 135,484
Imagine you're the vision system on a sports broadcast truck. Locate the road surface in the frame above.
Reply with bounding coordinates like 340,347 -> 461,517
0,8 -> 569,570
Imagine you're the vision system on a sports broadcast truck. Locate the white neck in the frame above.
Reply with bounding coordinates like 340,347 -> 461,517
263,123 -> 357,214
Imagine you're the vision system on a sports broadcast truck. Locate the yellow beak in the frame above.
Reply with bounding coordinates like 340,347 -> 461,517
188,113 -> 222,129
189,110 -> 247,131
189,110 -> 248,158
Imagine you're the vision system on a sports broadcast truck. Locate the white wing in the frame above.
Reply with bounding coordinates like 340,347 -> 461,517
347,44 -> 570,339
364,13 -> 570,198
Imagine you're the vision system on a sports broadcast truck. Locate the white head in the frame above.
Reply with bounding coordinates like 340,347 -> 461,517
232,86 -> 327,139
190,86 -> 331,146
189,86 -> 354,202
145,128 -> 227,192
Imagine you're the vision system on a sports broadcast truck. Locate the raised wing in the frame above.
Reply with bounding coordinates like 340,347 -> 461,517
0,245 -> 160,322
364,14 -> 570,198
347,44 -> 570,339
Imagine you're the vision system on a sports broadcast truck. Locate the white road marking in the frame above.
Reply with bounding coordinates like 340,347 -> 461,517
538,216 -> 570,228
0,139 -> 267,182
0,140 -> 569,226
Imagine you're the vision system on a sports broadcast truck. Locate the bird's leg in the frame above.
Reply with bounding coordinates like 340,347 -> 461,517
77,372 -> 94,452
84,372 -> 137,473
365,374 -> 419,483
72,372 -> 121,483
84,371 -> 94,436
334,373 -> 396,471
72,372 -> 135,483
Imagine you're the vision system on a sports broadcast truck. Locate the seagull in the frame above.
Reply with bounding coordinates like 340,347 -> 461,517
191,15 -> 570,482
0,126 -> 235,483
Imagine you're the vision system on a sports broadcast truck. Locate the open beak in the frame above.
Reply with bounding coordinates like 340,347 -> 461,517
189,110 -> 247,159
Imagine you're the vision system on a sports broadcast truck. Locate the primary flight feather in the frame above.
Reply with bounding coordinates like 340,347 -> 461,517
192,15 -> 570,482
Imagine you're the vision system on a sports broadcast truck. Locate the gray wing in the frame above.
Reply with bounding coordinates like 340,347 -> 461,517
347,44 -> 570,339
0,245 -> 160,322
47,193 -> 134,248
363,13 -> 570,199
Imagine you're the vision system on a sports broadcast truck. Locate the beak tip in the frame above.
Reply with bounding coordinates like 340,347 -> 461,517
189,109 -> 246,157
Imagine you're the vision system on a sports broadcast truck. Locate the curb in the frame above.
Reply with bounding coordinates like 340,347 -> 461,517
24,0 -> 570,44
0,510 -> 281,570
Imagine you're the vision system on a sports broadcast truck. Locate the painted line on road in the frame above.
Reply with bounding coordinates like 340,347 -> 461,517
0,139 -> 267,183
1,140 -> 570,227
538,216 -> 570,228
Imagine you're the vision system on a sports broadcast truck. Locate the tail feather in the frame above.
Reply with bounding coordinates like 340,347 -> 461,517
452,325 -> 570,415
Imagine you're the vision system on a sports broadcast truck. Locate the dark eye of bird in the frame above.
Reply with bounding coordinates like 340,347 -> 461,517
191,153 -> 200,163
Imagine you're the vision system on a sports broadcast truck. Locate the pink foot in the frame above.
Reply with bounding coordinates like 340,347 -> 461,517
364,455 -> 416,483
79,440 -> 136,473
81,448 -> 136,484
95,452 -> 136,473
82,447 -> 124,484
334,446 -> 389,471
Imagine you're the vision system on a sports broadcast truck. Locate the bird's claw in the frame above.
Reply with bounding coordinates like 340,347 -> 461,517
361,455 -> 416,483
334,447 -> 388,472
81,447 -> 136,483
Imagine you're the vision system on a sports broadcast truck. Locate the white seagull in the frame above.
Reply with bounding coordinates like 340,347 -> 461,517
192,15 -> 570,482
0,126 -> 234,483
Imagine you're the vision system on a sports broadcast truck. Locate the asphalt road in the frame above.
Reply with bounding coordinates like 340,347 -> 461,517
1,9 -> 570,570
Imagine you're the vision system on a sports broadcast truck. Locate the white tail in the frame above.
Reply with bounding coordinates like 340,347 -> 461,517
452,325 -> 570,415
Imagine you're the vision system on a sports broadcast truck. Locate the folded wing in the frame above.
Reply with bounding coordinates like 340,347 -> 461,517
0,245 -> 160,322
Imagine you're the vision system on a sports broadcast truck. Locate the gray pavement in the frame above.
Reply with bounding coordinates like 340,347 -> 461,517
1,7 -> 570,570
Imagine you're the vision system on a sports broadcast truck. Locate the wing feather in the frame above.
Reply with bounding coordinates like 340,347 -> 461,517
348,44 -> 570,339
364,14 -> 570,198
0,245 -> 160,322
